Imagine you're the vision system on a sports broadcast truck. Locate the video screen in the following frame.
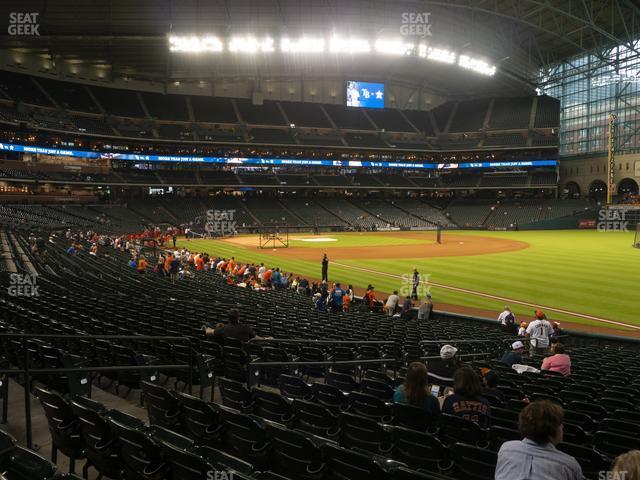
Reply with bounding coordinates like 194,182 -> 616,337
346,81 -> 385,108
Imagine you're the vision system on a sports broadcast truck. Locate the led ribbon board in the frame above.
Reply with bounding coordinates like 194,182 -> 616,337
0,141 -> 556,170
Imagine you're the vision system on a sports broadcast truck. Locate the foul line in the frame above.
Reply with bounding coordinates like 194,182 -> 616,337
331,261 -> 640,331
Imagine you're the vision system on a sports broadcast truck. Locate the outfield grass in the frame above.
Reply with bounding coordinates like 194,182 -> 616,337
178,230 -> 639,331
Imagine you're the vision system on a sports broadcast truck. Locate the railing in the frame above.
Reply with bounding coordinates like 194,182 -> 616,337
247,339 -> 403,386
0,333 -> 196,449
249,338 -> 398,345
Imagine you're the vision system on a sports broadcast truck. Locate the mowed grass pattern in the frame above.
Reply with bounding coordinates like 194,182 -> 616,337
178,230 -> 639,330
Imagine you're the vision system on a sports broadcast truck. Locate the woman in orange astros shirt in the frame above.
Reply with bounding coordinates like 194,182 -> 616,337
164,253 -> 172,274
137,256 -> 148,274
195,254 -> 204,271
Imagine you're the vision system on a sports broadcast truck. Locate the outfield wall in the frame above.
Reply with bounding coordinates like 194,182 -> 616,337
518,210 -> 597,230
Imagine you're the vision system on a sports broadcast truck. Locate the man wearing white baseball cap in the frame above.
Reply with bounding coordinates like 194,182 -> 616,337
501,341 -> 525,367
427,344 -> 461,387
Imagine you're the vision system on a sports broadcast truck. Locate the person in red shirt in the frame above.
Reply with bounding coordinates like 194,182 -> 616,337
195,254 -> 204,271
364,285 -> 376,309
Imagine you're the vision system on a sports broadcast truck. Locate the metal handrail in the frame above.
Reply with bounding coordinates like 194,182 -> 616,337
249,338 -> 397,345
419,339 -> 517,344
0,333 -> 196,449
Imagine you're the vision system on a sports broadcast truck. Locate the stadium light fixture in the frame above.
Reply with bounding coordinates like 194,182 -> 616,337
166,34 -> 497,77
281,37 -> 325,53
426,47 -> 456,64
458,54 -> 496,76
168,35 -> 223,53
375,39 -> 414,56
229,36 -> 275,53
329,36 -> 371,54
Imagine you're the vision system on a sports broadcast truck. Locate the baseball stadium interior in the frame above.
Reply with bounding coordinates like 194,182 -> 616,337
0,1 -> 639,480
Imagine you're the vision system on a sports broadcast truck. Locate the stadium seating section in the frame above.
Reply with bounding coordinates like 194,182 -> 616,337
0,234 -> 637,480
0,71 -> 559,150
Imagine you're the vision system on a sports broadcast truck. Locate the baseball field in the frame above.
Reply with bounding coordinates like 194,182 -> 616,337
178,230 -> 639,335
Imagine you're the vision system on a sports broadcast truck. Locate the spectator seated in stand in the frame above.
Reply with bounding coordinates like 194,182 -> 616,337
612,451 -> 640,480
495,400 -> 584,480
501,341 -> 525,367
541,343 -> 571,377
428,344 -> 462,387
393,361 -> 441,419
481,369 -> 506,403
441,365 -> 491,428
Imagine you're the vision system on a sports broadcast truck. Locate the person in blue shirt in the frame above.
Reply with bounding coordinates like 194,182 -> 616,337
496,400 -> 583,480
442,366 -> 491,429
330,282 -> 345,313
393,362 -> 441,419
273,268 -> 281,289
66,244 -> 76,255
127,257 -> 137,269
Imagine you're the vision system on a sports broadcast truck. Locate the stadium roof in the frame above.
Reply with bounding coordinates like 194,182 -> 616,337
0,0 -> 638,98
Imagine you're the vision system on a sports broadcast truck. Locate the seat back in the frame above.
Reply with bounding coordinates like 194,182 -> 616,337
310,383 -> 348,413
347,392 -> 392,421
35,386 -> 84,458
108,416 -> 166,480
392,403 -> 433,431
217,406 -> 270,467
291,399 -> 340,439
252,388 -> 293,423
141,381 -> 182,430
438,414 -> 488,447
390,425 -> 450,472
593,431 -> 640,459
279,375 -> 312,400
265,422 -> 325,480
326,372 -> 359,392
558,442 -> 610,478
451,443 -> 497,480
360,379 -> 394,401
320,442 -> 388,480
157,440 -> 215,480
219,377 -> 254,412
339,412 -> 390,455
0,446 -> 57,480
69,398 -> 121,479
175,392 -> 223,445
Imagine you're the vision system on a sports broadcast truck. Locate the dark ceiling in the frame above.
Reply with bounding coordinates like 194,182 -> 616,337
0,0 -> 638,97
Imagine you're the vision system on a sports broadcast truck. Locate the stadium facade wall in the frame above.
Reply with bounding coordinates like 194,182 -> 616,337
560,152 -> 640,197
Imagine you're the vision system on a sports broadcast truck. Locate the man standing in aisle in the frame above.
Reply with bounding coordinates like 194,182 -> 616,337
321,254 -> 329,282
411,267 -> 420,301
498,306 -> 517,334
526,310 -> 553,356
